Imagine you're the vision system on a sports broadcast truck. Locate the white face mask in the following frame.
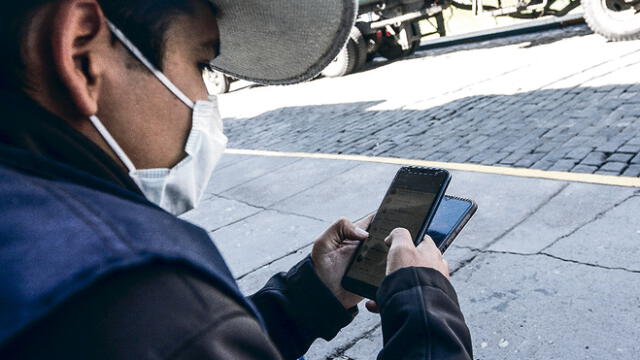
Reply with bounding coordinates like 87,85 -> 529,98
89,20 -> 228,215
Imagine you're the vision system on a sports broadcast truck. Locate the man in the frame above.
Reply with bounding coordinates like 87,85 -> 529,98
0,0 -> 473,359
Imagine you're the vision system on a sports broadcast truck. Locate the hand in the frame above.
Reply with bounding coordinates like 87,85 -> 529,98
385,228 -> 449,277
365,228 -> 450,313
311,215 -> 374,309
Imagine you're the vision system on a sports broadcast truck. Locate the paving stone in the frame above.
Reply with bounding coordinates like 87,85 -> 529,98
498,152 -> 525,165
607,153 -> 633,163
490,183 -> 635,254
622,164 -> 640,177
454,253 -> 640,360
563,146 -> 593,160
530,159 -> 554,170
626,137 -> 640,146
617,144 -> 640,154
631,153 -> 640,164
513,153 -> 545,168
572,164 -> 598,174
547,159 -> 578,172
545,196 -> 640,271
595,170 -> 621,176
599,161 -> 627,173
580,151 -> 607,166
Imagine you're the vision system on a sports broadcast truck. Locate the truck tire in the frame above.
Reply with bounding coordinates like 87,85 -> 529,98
321,44 -> 354,78
378,22 -> 421,60
583,0 -> 640,41
321,27 -> 365,77
378,37 -> 404,60
351,27 -> 368,72
405,22 -> 423,56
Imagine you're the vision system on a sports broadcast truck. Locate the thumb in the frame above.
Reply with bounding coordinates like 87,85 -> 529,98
416,235 -> 439,254
384,228 -> 414,250
338,218 -> 369,240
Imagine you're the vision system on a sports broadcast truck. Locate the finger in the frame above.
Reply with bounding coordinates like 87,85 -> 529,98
416,235 -> 441,256
355,212 -> 375,230
384,228 -> 414,249
365,300 -> 380,313
338,218 -> 369,240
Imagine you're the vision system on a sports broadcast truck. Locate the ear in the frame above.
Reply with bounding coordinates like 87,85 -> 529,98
50,0 -> 106,117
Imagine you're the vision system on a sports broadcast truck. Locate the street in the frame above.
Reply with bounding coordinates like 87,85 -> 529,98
184,24 -> 640,359
221,24 -> 640,176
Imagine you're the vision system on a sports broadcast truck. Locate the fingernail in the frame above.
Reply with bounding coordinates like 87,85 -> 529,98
355,227 -> 369,237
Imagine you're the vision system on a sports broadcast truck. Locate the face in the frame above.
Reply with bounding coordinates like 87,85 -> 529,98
24,0 -> 220,170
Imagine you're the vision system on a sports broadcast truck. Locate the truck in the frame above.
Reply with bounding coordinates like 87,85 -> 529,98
206,0 -> 639,93
320,0 -> 640,78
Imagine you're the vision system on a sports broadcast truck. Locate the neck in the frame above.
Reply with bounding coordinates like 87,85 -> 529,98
0,89 -> 142,194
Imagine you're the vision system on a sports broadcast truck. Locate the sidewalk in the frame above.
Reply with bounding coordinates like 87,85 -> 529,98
181,152 -> 640,360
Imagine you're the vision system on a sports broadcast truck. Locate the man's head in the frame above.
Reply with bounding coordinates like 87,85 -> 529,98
3,0 -> 356,213
3,0 -> 220,169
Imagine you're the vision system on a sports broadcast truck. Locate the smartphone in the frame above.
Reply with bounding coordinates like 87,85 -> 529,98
342,166 -> 451,300
426,195 -> 478,252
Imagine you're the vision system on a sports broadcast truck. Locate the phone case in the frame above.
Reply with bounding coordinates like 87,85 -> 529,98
407,167 -> 452,247
425,195 -> 478,252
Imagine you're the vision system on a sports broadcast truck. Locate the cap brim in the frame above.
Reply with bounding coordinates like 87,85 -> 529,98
209,0 -> 357,85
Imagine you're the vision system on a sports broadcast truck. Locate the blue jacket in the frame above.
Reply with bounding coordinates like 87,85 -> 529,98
0,143 -> 262,344
0,95 -> 356,359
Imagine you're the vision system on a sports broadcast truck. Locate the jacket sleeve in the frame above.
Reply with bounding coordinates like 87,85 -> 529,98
249,257 -> 358,360
376,267 -> 473,360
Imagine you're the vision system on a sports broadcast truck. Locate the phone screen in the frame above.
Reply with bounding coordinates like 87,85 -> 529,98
427,196 -> 476,251
345,168 -> 449,290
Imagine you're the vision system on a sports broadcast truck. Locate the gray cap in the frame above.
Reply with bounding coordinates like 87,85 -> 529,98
209,0 -> 357,85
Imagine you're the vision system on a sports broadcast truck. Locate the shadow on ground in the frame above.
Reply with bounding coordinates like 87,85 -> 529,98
224,84 -> 640,176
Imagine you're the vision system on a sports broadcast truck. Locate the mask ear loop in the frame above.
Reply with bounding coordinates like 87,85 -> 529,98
89,115 -> 137,173
105,20 -> 195,110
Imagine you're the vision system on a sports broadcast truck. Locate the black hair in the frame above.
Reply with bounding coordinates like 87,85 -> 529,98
0,0 -> 195,92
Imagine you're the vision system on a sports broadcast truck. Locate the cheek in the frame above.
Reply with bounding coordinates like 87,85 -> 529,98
100,69 -> 193,169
